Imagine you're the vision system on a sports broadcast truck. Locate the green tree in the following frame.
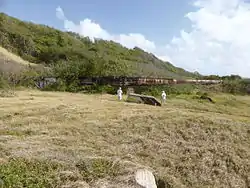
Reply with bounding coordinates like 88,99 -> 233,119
0,12 -> 197,79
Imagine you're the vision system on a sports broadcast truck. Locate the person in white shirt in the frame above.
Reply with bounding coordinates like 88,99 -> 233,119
161,91 -> 166,104
117,87 -> 123,101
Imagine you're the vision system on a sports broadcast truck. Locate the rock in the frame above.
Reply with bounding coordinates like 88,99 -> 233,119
62,181 -> 90,188
135,169 -> 157,188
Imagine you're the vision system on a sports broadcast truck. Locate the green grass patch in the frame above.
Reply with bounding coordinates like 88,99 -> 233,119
0,158 -> 64,188
76,158 -> 121,182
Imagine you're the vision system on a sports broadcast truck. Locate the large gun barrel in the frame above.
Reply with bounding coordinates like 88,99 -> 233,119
78,76 -> 222,86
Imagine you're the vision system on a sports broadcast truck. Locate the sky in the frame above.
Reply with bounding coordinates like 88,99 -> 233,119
1,0 -> 250,77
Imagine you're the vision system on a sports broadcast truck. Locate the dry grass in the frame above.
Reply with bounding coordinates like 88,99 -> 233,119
0,46 -> 41,74
0,90 -> 250,187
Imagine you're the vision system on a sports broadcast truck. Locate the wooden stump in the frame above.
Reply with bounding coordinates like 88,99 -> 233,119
135,169 -> 157,188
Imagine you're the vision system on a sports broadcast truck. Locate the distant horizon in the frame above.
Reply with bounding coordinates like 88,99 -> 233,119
1,0 -> 250,77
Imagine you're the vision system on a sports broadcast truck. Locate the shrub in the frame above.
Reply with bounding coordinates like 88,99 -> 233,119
0,73 -> 8,89
222,79 -> 249,94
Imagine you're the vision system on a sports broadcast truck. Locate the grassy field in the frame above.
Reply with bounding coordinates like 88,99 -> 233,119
0,89 -> 249,188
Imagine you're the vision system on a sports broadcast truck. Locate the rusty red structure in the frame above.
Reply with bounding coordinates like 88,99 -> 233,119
35,76 -> 223,89
78,76 -> 222,86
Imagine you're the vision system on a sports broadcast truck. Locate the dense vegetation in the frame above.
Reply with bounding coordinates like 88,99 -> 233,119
0,13 -> 249,95
0,12 -> 197,78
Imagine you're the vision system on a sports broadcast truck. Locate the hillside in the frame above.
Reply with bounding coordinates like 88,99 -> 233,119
0,90 -> 249,187
0,46 -> 44,74
0,13 -> 197,78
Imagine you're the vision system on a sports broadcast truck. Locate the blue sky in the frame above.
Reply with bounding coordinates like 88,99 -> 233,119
1,0 -> 250,77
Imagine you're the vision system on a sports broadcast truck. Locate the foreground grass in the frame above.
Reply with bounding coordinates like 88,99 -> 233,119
0,90 -> 249,188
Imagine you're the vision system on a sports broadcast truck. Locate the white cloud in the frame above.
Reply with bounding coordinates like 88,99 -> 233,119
55,6 -> 155,53
56,7 -> 66,20
56,1 -> 250,77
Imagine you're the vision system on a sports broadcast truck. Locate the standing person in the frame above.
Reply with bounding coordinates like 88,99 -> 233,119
161,91 -> 166,104
117,87 -> 123,101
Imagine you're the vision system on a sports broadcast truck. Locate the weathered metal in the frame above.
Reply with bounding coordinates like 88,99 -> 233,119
78,76 -> 222,86
35,76 -> 223,89
35,77 -> 57,89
